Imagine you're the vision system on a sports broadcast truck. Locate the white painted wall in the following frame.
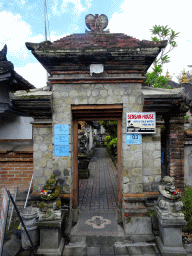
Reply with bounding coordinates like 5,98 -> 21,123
0,116 -> 33,139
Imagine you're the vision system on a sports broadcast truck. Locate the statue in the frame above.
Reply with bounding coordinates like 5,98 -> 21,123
38,174 -> 62,220
155,176 -> 187,255
157,176 -> 183,215
36,175 -> 65,255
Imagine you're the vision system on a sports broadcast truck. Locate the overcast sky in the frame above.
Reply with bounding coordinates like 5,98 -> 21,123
0,0 -> 192,88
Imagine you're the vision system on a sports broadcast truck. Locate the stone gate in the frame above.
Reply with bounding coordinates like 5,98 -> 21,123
10,14 -> 188,237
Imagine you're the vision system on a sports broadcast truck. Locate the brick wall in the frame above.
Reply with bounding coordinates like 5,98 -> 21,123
167,115 -> 185,188
0,140 -> 33,210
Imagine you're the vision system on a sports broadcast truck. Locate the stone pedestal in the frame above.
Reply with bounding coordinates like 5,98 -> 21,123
155,206 -> 187,256
123,217 -> 154,242
36,214 -> 64,256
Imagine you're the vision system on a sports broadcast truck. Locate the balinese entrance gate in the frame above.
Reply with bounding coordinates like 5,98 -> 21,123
10,14 -> 189,241
72,104 -> 122,208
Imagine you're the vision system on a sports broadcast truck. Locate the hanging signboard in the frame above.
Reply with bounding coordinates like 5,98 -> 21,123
126,112 -> 156,134
54,124 -> 69,157
0,188 -> 10,256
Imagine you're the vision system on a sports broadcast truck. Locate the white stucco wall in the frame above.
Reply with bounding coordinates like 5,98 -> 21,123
0,116 -> 33,139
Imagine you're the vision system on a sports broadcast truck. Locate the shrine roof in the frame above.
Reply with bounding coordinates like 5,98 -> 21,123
49,32 -> 167,50
26,32 -> 167,52
25,14 -> 167,73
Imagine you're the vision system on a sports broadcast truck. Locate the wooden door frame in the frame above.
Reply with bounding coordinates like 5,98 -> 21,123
72,105 -> 122,209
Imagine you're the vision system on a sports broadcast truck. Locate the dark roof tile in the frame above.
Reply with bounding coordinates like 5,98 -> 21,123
50,33 -> 166,50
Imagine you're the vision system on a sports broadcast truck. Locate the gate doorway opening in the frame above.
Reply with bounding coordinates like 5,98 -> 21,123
72,104 -> 123,209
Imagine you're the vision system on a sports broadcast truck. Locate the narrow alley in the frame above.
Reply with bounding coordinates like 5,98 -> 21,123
78,147 -> 118,211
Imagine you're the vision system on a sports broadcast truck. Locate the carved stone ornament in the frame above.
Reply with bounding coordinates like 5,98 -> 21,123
156,176 -> 184,216
85,14 -> 108,32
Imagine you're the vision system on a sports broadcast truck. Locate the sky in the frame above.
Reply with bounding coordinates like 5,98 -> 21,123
0,0 -> 192,88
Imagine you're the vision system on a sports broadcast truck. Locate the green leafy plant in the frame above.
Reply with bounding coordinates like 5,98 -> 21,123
100,121 -> 117,138
109,137 -> 117,148
145,65 -> 171,89
184,116 -> 190,122
145,25 -> 179,88
150,25 -> 179,66
181,186 -> 192,233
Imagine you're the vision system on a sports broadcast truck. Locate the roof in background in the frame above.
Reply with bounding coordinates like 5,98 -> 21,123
0,44 -> 35,90
168,80 -> 192,99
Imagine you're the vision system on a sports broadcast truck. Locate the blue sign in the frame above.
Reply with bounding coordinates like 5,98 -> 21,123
54,124 -> 69,156
126,134 -> 141,144
54,146 -> 69,157
54,135 -> 69,146
54,124 -> 69,135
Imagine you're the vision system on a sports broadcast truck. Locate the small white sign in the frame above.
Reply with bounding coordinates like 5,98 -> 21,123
126,112 -> 156,134
90,64 -> 104,76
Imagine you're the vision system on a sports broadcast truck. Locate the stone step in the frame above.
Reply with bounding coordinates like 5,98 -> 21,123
70,235 -> 126,246
62,241 -> 160,256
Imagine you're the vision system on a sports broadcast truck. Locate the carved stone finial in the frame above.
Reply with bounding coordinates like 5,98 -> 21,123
85,14 -> 108,32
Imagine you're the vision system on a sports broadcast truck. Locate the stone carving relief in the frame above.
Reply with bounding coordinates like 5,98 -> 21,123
85,14 -> 108,32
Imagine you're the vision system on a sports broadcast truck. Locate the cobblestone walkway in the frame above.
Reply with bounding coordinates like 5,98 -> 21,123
78,147 -> 118,211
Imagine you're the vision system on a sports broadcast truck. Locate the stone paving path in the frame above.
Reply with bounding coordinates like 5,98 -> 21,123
78,147 -> 118,211
63,147 -> 161,255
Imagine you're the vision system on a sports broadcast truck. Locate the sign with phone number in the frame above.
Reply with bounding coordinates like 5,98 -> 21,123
126,134 -> 141,144
126,112 -> 156,134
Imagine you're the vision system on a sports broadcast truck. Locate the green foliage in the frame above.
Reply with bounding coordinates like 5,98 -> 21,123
184,116 -> 190,122
100,121 -> 117,138
109,137 -> 117,148
181,186 -> 192,233
104,135 -> 112,145
150,25 -> 179,66
104,136 -> 117,150
145,64 -> 171,89
145,25 -> 179,88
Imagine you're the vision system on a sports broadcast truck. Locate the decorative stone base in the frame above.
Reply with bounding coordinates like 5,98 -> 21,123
155,205 -> 187,256
36,214 -> 65,256
37,238 -> 64,256
156,236 -> 187,256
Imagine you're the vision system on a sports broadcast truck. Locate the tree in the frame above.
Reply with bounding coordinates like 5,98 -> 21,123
99,121 -> 117,138
145,25 -> 179,88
